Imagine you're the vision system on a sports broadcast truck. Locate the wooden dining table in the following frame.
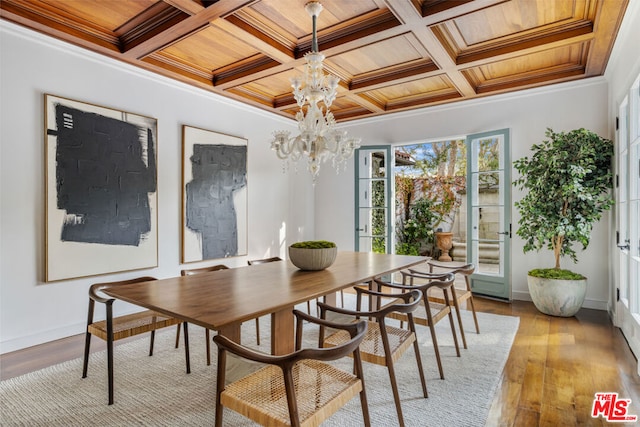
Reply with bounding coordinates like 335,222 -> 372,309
104,251 -> 427,355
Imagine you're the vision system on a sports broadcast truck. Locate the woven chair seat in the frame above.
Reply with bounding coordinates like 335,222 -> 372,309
324,320 -> 416,366
221,359 -> 362,427
82,276 -> 190,405
87,310 -> 181,341
386,298 -> 451,327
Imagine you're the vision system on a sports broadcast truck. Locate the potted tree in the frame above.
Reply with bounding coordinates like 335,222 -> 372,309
513,128 -> 614,317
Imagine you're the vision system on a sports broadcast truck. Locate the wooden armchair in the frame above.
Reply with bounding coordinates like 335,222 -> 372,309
81,276 -> 190,405
318,287 -> 426,427
374,271 -> 460,380
214,309 -> 370,427
179,264 -> 229,365
247,256 -> 282,265
423,261 -> 479,348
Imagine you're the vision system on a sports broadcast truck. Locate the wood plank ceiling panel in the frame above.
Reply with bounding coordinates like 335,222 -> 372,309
0,0 -> 630,122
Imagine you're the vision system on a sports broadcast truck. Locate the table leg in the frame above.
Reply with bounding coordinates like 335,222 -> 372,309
324,292 -> 337,306
217,323 -> 241,344
271,308 -> 294,355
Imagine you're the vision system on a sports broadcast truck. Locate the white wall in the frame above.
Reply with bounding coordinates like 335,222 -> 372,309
316,79 -> 612,308
0,22 -> 313,353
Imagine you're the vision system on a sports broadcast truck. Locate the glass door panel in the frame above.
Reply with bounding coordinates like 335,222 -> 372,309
616,73 -> 640,367
355,147 -> 391,254
466,129 -> 511,299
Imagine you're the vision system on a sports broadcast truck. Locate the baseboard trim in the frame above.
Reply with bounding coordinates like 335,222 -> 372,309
511,290 -> 608,311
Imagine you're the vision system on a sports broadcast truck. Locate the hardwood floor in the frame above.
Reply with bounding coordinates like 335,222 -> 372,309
477,298 -> 640,426
1,297 -> 638,426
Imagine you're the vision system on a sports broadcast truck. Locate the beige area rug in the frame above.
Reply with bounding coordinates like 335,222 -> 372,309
1,298 -> 518,426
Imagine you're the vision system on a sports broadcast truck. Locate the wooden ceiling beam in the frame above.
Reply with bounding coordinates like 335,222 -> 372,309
350,59 -> 439,90
0,0 -> 628,123
343,93 -> 385,114
456,32 -> 595,69
216,17 -> 293,63
0,0 -> 119,52
584,0 -> 629,76
451,21 -> 594,65
382,0 -> 508,27
116,2 -> 189,52
120,0 -> 258,60
411,26 -> 477,97
161,0 -> 206,16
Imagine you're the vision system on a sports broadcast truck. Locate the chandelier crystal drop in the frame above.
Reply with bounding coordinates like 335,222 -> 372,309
270,1 -> 360,183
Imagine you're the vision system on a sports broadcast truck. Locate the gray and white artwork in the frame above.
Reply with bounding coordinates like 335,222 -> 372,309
182,126 -> 247,263
54,104 -> 156,246
45,94 -> 158,282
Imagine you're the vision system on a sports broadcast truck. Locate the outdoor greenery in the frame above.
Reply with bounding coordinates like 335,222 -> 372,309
393,137 -> 500,256
395,140 -> 467,255
396,197 -> 438,255
371,179 -> 386,254
290,240 -> 336,249
513,128 -> 614,273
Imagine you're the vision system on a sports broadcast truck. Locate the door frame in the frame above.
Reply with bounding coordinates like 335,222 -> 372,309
613,73 -> 640,369
465,128 -> 512,300
354,145 -> 393,253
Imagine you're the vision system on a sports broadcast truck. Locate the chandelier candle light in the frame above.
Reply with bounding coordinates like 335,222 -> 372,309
270,1 -> 360,183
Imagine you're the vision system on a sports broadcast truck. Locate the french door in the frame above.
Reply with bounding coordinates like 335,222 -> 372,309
615,73 -> 640,367
354,146 -> 392,253
466,129 -> 511,300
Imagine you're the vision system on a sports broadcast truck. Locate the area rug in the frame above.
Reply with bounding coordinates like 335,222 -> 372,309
0,300 -> 519,426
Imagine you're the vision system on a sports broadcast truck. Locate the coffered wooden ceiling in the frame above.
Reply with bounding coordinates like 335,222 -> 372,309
1,0 -> 629,122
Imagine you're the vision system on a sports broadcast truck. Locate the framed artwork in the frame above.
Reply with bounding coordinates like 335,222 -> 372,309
45,94 -> 158,282
181,125 -> 248,263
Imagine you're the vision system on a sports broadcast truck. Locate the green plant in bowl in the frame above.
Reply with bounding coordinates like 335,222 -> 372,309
290,240 -> 336,249
289,241 -> 337,270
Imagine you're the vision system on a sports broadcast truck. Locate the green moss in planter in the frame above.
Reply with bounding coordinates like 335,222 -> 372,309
291,240 -> 336,249
528,268 -> 586,280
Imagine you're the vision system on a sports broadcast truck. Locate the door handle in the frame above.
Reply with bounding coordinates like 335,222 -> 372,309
618,239 -> 631,251
497,224 -> 512,238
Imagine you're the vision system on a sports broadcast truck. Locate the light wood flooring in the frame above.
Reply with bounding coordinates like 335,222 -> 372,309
1,297 -> 639,426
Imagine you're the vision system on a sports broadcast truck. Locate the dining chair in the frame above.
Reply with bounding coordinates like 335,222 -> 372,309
247,256 -> 282,265
82,276 -> 190,405
319,287 -> 426,427
246,257 -> 284,345
179,264 -> 230,365
374,271 -> 460,380
213,309 -> 370,427
420,261 -> 479,349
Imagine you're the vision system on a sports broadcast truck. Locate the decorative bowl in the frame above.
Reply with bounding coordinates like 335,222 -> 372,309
288,245 -> 337,271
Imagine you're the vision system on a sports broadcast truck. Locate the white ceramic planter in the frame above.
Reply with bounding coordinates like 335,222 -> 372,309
288,246 -> 337,271
527,275 -> 587,317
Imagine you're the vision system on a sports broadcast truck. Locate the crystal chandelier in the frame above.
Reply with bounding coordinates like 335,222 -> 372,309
270,1 -> 360,183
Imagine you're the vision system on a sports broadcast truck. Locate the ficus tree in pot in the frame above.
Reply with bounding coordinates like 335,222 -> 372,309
513,128 -> 614,316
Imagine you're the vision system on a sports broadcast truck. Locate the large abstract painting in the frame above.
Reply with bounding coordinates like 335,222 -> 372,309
45,94 -> 158,281
182,125 -> 248,263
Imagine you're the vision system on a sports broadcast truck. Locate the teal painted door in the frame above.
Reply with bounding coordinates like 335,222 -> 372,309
354,146 -> 392,253
466,129 -> 511,300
